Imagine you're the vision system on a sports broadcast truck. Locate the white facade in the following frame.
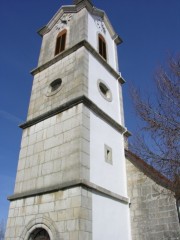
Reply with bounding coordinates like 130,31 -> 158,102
90,112 -> 127,196
92,194 -> 131,240
88,13 -> 118,71
87,7 -> 131,240
88,54 -> 122,124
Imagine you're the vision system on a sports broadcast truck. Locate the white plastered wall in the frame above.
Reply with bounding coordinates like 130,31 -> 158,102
92,193 -> 131,240
87,8 -> 131,240
90,111 -> 127,197
87,12 -> 117,71
88,54 -> 122,124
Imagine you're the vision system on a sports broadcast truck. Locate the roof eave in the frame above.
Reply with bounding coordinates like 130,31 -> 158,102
125,150 -> 175,192
37,2 -> 123,44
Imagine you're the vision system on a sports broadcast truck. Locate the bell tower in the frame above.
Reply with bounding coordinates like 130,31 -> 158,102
5,0 -> 131,239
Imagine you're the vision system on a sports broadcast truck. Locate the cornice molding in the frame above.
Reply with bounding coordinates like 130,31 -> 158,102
31,40 -> 125,84
19,95 -> 129,137
37,2 -> 122,45
8,179 -> 129,204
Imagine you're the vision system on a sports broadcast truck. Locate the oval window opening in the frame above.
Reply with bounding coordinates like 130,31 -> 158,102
46,78 -> 62,97
99,82 -> 108,96
50,78 -> 62,92
98,81 -> 112,101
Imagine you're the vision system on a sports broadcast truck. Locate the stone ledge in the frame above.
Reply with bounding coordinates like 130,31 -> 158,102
19,95 -> 129,137
8,179 -> 129,204
31,40 -> 125,84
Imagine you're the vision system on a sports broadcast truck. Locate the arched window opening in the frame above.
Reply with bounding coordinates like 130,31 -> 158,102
29,228 -> 50,240
55,29 -> 67,56
98,34 -> 107,60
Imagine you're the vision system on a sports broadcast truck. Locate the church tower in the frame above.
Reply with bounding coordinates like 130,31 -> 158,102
5,0 -> 131,239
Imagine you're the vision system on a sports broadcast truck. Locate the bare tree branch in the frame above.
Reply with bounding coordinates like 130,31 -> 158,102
129,54 -> 180,186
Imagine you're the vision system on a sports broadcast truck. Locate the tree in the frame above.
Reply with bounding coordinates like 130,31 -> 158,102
129,55 -> 180,186
0,219 -> 5,240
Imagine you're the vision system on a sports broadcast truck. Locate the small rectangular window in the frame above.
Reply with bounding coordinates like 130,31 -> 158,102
104,144 -> 112,164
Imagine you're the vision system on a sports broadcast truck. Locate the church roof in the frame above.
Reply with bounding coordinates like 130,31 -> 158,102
37,0 -> 122,45
125,150 -> 176,193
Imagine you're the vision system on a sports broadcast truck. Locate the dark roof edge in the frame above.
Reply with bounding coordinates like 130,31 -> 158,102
125,150 -> 175,192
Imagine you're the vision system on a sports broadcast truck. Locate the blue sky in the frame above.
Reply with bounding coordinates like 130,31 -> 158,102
0,0 -> 180,223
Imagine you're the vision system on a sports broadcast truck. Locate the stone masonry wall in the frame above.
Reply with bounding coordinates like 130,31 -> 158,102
28,47 -> 89,121
14,103 -> 90,195
38,8 -> 88,67
126,159 -> 180,240
5,186 -> 92,240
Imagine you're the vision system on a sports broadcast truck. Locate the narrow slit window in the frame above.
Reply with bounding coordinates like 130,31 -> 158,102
104,144 -> 112,164
98,34 -> 107,60
177,199 -> 180,222
55,29 -> 67,56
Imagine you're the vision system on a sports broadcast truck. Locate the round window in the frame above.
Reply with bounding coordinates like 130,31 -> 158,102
97,80 -> 112,102
46,78 -> 62,96
50,79 -> 62,92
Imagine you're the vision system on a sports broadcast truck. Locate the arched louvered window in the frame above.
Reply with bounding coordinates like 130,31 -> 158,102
98,34 -> 107,60
55,29 -> 67,56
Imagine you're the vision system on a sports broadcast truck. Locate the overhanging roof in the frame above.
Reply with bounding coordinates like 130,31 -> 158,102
37,0 -> 122,45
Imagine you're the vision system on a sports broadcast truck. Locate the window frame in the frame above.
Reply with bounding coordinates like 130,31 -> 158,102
97,79 -> 112,102
54,29 -> 67,56
104,144 -> 113,165
98,33 -> 107,60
